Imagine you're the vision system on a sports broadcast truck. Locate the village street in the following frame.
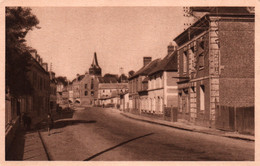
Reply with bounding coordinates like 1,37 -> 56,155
39,106 -> 254,161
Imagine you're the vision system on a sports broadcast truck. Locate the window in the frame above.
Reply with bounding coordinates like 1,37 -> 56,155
85,84 -> 88,89
200,85 -> 205,112
198,53 -> 205,69
91,91 -> 94,96
190,47 -> 195,70
197,39 -> 205,69
183,51 -> 188,73
85,91 -> 88,96
91,79 -> 94,89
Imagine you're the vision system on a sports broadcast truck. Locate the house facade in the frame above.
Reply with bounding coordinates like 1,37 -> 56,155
174,10 -> 254,128
128,57 -> 160,114
72,74 -> 84,104
98,82 -> 128,107
147,44 -> 179,115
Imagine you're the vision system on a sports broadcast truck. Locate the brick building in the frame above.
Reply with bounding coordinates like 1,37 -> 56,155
174,8 -> 254,128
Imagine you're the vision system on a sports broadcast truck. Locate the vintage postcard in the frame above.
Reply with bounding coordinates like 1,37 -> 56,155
0,0 -> 258,165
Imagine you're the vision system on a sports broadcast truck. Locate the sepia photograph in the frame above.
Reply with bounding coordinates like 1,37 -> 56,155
2,1 -> 256,163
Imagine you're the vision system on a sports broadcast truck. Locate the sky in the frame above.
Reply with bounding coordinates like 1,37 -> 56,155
25,7 -> 186,81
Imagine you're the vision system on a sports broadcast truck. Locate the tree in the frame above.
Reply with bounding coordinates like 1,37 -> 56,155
6,7 -> 40,97
118,74 -> 128,83
128,70 -> 135,77
56,76 -> 68,86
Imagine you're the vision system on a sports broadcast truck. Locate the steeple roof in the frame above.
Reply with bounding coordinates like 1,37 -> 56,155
89,52 -> 102,76
91,52 -> 100,69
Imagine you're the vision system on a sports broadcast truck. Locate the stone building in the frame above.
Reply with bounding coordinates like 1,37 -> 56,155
80,52 -> 102,106
174,8 -> 254,128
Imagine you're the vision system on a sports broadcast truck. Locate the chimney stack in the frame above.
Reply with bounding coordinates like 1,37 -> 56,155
168,42 -> 176,55
143,57 -> 152,66
42,63 -> 48,72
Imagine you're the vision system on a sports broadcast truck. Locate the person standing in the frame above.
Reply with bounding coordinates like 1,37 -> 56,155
47,113 -> 53,136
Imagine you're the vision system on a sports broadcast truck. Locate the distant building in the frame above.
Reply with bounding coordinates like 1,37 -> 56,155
72,74 -> 84,104
80,52 -> 102,106
56,81 -> 64,105
98,82 -> 128,107
128,57 -> 161,114
49,71 -> 57,113
174,8 -> 254,130
67,82 -> 73,104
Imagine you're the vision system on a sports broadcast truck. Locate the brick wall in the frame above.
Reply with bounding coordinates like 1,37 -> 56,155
218,20 -> 254,107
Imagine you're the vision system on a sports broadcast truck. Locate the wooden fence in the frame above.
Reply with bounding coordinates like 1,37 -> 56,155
164,107 -> 178,122
215,105 -> 254,135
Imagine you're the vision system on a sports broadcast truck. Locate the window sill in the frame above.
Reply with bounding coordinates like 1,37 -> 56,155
198,67 -> 204,71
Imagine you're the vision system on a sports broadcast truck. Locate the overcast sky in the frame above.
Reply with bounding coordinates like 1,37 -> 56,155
26,7 -> 186,81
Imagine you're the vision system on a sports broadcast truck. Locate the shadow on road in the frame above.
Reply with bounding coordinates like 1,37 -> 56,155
6,127 -> 26,160
53,120 -> 96,129
83,132 -> 154,161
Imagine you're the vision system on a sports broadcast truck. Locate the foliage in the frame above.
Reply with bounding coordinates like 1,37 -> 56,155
6,7 -> 40,97
118,74 -> 128,83
128,70 -> 135,77
56,76 -> 68,86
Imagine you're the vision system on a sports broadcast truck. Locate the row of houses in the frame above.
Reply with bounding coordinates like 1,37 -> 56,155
122,7 -> 254,134
6,50 -> 57,150
57,52 -> 129,108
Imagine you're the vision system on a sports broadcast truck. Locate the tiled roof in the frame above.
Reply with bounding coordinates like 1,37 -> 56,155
99,83 -> 128,89
98,76 -> 118,83
129,58 -> 161,79
148,51 -> 178,76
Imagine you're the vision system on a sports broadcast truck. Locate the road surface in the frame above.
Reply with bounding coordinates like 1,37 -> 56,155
40,107 -> 254,161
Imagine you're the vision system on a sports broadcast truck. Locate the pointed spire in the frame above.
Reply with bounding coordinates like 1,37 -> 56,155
89,52 -> 102,76
92,52 -> 100,68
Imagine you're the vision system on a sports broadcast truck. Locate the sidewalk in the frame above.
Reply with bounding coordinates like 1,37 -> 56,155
6,127 -> 49,161
121,111 -> 255,142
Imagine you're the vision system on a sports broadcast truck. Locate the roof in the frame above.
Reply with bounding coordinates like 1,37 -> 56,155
174,12 -> 254,46
148,51 -> 178,76
99,83 -> 128,89
129,58 -> 161,79
72,75 -> 85,83
98,76 -> 118,83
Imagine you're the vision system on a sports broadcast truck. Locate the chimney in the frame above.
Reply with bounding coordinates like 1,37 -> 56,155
30,50 -> 37,59
36,54 -> 39,61
42,63 -> 48,72
168,42 -> 176,55
49,71 -> 55,80
40,58 -> 43,65
143,57 -> 152,66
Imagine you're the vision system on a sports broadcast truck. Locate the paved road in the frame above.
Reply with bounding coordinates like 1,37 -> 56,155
41,107 -> 254,161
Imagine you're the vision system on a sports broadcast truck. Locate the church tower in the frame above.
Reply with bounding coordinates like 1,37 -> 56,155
89,52 -> 102,76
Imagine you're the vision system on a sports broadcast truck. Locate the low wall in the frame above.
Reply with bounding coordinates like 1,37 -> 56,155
216,105 -> 254,135
5,116 -> 20,152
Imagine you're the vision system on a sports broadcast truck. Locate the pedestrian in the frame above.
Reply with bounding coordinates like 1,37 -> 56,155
22,113 -> 27,129
47,113 -> 53,136
27,115 -> 31,130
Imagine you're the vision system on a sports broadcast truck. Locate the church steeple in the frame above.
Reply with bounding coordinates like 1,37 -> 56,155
89,52 -> 102,76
